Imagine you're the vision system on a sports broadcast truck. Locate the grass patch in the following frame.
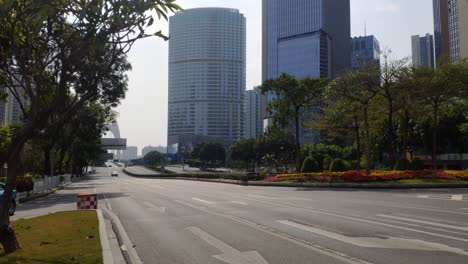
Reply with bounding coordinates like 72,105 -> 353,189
0,211 -> 102,264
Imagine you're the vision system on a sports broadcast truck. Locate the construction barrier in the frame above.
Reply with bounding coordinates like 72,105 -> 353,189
77,193 -> 98,210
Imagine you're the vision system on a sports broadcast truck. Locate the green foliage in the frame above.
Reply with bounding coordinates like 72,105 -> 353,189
301,157 -> 320,173
329,159 -> 350,172
143,151 -> 166,166
192,143 -> 226,167
394,158 -> 411,171
305,143 -> 354,171
257,128 -> 297,171
410,158 -> 425,170
229,138 -> 257,171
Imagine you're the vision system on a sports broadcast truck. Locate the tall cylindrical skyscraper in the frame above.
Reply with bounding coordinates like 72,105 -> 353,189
168,8 -> 246,148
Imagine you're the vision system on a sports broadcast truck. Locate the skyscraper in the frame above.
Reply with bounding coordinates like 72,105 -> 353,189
411,34 -> 435,68
433,0 -> 468,62
351,35 -> 381,69
433,0 -> 450,62
243,88 -> 263,139
262,0 -> 351,143
168,8 -> 246,148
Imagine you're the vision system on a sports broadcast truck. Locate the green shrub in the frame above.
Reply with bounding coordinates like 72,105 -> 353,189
60,176 -> 65,183
301,157 -> 320,173
410,158 -> 425,170
329,158 -> 349,172
394,158 -> 411,170
322,155 -> 333,171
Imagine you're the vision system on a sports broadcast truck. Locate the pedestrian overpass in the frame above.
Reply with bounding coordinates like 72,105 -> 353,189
98,122 -> 127,162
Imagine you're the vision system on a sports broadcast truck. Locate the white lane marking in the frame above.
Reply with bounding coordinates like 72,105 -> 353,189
143,202 -> 166,213
451,195 -> 463,201
232,195 -> 468,242
192,198 -> 216,204
369,217 -> 464,236
187,227 -> 269,264
461,208 -> 468,210
348,199 -> 468,215
417,195 -> 429,199
231,201 -> 248,206
174,201 -> 374,264
377,215 -> 468,232
249,194 -> 280,199
278,220 -> 468,256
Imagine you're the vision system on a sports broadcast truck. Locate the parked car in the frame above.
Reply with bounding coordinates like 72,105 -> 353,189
111,171 -> 118,177
0,182 -> 17,216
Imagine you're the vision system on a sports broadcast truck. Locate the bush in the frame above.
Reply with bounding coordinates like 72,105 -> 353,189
322,155 -> 333,171
394,158 -> 411,170
329,158 -> 349,172
60,176 -> 65,183
410,158 -> 425,170
301,157 -> 320,173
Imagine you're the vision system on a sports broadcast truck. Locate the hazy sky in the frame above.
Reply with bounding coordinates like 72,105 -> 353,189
116,0 -> 433,153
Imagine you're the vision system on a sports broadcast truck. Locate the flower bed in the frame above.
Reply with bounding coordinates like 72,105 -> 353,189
263,170 -> 468,183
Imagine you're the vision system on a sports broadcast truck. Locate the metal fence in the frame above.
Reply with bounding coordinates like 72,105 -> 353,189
17,174 -> 74,200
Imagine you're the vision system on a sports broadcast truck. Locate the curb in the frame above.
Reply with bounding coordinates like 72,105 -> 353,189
123,172 -> 468,189
97,209 -> 114,264
102,207 -> 143,264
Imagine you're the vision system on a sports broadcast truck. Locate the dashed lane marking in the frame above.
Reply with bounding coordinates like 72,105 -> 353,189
192,198 -> 216,204
377,214 -> 468,232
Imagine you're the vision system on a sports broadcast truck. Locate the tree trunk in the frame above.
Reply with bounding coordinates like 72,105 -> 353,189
0,151 -> 22,253
387,99 -> 396,168
363,107 -> 371,176
294,108 -> 301,172
353,115 -> 361,170
402,104 -> 409,163
432,105 -> 439,169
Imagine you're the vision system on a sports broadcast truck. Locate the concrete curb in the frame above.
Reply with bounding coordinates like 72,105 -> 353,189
102,207 -> 143,264
123,172 -> 468,189
97,209 -> 114,264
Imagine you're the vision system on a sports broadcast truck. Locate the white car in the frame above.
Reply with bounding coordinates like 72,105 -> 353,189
111,171 -> 118,177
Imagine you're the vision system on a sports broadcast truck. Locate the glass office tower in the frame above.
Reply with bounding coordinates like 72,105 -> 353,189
168,8 -> 246,148
262,0 -> 351,144
351,35 -> 381,69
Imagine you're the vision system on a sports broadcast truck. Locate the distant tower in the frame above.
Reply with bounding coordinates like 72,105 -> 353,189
168,8 -> 246,147
411,34 -> 435,68
351,35 -> 381,69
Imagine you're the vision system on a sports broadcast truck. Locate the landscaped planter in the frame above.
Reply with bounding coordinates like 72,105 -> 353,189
263,170 -> 468,183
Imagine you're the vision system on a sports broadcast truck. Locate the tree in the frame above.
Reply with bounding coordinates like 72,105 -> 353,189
144,151 -> 166,166
328,63 -> 381,175
411,63 -> 465,168
0,0 -> 181,253
229,138 -> 257,171
192,143 -> 226,168
256,128 -> 296,172
260,73 -> 329,171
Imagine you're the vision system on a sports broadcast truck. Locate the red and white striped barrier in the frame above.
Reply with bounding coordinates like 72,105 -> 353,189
77,193 -> 98,210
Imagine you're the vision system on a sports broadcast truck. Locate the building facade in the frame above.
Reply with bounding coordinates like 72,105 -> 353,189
118,146 -> 138,161
243,88 -> 263,139
411,34 -> 435,68
351,35 -> 381,69
262,0 -> 351,144
434,0 -> 468,62
168,8 -> 246,147
433,0 -> 450,62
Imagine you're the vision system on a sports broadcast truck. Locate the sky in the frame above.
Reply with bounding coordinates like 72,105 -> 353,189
115,0 -> 434,154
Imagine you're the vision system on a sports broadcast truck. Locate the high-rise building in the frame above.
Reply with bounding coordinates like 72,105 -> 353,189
351,36 -> 381,69
262,0 -> 351,144
448,0 -> 468,61
433,0 -> 450,62
243,88 -> 263,139
434,0 -> 468,62
168,8 -> 246,147
411,34 -> 435,68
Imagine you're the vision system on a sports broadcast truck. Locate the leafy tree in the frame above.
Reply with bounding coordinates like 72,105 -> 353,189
411,62 -> 465,168
144,151 -> 166,166
229,138 -> 257,171
0,0 -> 180,253
328,63 -> 381,175
260,73 -> 329,170
256,128 -> 296,172
192,143 -> 226,168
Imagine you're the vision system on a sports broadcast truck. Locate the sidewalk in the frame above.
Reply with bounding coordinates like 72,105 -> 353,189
11,175 -> 126,264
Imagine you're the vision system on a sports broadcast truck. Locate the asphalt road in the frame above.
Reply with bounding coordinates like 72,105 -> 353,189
16,166 -> 468,264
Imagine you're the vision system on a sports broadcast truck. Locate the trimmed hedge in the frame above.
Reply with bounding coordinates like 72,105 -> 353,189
301,157 -> 320,173
0,177 -> 35,193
